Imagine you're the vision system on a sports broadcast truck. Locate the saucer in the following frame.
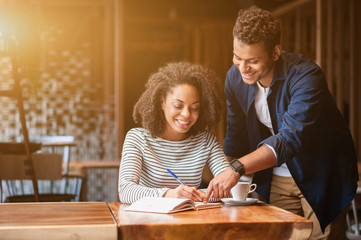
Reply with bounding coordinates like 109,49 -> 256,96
221,198 -> 258,206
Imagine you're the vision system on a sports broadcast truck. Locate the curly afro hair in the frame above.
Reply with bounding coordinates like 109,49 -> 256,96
233,6 -> 281,55
133,61 -> 224,137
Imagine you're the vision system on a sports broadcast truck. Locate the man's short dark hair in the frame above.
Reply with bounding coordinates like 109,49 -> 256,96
233,6 -> 281,54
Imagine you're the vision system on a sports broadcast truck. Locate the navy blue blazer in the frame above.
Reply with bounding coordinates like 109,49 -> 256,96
223,51 -> 358,231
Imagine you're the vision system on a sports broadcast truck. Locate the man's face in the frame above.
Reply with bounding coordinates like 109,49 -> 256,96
233,38 -> 280,88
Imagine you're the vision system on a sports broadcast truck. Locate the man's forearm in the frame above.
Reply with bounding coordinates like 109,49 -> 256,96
230,145 -> 276,174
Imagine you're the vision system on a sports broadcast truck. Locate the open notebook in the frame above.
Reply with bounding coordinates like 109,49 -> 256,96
125,197 -> 222,213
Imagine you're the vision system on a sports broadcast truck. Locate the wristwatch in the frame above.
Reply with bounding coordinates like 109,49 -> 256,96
229,159 -> 245,176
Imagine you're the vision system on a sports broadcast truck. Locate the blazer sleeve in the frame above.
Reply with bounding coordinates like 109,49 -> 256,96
260,65 -> 328,166
223,69 -> 250,158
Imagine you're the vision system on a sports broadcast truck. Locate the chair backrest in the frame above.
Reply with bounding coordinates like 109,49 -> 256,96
1,139 -> 82,202
0,152 -> 82,202
16,135 -> 75,175
0,153 -> 63,180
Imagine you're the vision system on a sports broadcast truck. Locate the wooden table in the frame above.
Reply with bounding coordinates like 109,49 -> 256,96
108,201 -> 312,240
69,160 -> 120,177
69,160 -> 120,201
0,202 -> 117,240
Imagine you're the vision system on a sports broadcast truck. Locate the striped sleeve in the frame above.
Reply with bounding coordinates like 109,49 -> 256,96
205,132 -> 229,176
198,132 -> 230,201
118,129 -> 170,204
118,129 -> 230,204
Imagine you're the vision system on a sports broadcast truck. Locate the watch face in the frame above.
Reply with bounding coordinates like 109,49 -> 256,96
232,160 -> 242,169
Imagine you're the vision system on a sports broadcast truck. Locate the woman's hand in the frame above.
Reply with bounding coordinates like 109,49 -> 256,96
165,185 -> 204,202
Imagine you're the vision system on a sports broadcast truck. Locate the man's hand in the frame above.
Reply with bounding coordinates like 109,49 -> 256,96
203,167 -> 240,203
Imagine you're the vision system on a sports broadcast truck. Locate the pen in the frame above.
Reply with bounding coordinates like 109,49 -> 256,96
166,169 -> 202,201
166,168 -> 185,185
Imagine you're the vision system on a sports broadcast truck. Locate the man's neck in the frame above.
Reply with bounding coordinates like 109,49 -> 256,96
258,65 -> 275,88
258,77 -> 272,88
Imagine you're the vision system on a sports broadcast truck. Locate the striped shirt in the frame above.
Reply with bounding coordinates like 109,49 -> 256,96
118,128 -> 228,204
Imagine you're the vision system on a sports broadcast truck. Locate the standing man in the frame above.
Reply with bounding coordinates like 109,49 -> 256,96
204,6 -> 358,239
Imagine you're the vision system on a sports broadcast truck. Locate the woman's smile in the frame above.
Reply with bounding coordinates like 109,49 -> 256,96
161,84 -> 200,141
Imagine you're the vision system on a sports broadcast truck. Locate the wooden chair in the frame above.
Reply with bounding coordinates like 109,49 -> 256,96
17,135 -> 76,176
0,152 -> 82,203
16,135 -> 82,201
346,187 -> 361,239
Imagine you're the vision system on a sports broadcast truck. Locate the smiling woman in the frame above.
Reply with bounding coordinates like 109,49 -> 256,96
133,62 -> 224,138
118,61 -> 229,204
160,84 -> 200,141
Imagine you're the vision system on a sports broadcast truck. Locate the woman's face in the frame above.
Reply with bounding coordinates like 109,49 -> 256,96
160,84 -> 200,141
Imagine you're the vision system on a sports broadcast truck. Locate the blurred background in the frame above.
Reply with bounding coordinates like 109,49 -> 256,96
0,0 -> 360,202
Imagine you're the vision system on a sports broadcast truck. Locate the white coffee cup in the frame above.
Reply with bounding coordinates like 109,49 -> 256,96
230,182 -> 257,201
